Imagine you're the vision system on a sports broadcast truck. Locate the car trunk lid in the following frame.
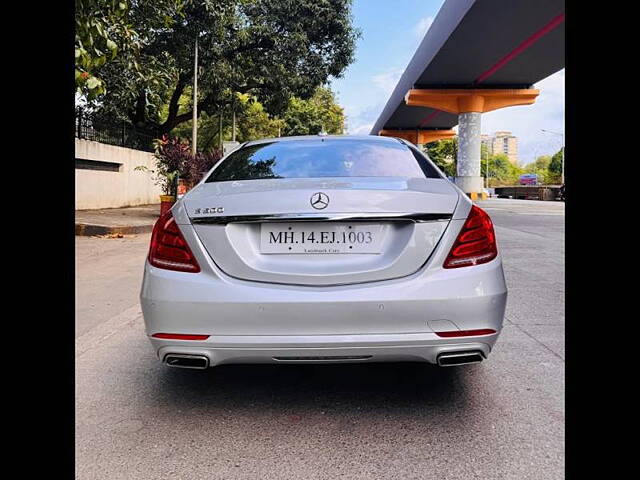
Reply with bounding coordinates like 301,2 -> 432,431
185,177 -> 459,286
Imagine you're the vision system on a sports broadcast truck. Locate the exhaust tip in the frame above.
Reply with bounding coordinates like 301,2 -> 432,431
163,354 -> 209,370
437,351 -> 484,367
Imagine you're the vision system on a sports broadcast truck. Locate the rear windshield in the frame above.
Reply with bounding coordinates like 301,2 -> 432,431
205,139 -> 441,182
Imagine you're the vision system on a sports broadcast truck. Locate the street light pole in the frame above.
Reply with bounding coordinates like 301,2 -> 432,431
232,107 -> 236,142
484,147 -> 489,189
541,129 -> 564,184
192,37 -> 198,156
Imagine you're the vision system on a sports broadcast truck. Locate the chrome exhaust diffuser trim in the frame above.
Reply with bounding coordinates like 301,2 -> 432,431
437,351 -> 484,367
163,354 -> 209,370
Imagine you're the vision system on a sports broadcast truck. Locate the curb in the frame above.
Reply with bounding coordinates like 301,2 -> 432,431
75,223 -> 154,236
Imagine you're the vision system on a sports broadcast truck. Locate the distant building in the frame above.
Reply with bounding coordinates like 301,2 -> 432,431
481,131 -> 518,165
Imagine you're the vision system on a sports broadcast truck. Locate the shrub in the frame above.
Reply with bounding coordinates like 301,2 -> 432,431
136,135 -> 223,195
151,135 -> 191,195
185,148 -> 223,185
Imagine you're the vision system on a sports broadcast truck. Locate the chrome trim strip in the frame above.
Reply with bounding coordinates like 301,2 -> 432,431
191,212 -> 452,224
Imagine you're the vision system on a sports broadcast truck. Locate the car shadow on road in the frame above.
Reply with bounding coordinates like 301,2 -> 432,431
146,362 -> 483,417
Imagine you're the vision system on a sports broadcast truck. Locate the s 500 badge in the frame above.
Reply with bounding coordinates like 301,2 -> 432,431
194,207 -> 224,214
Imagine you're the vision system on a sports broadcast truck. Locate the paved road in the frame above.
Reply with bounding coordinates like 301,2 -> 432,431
76,198 -> 564,479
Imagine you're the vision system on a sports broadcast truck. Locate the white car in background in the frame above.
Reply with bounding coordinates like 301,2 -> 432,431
140,135 -> 507,369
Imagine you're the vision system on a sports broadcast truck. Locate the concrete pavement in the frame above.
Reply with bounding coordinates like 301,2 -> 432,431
75,234 -> 150,337
75,198 -> 564,479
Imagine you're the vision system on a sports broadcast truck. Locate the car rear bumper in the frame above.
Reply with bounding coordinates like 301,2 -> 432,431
152,332 -> 498,366
140,254 -> 507,366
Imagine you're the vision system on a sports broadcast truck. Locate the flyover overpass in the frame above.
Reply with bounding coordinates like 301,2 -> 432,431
372,0 -> 565,198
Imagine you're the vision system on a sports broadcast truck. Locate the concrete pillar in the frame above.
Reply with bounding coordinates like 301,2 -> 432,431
455,112 -> 483,194
403,89 -> 539,197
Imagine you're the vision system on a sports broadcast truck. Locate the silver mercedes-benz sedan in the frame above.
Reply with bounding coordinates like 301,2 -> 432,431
140,135 -> 507,369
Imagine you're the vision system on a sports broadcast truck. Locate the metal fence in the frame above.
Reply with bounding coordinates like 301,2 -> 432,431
75,108 -> 158,152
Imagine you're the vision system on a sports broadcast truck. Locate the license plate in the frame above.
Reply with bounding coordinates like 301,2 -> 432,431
260,223 -> 384,254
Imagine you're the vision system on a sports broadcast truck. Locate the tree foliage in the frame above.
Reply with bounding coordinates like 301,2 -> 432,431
486,154 -> 523,186
527,155 -> 551,171
170,86 -> 345,150
170,91 -> 283,149
549,148 -> 563,175
234,97 -> 284,143
524,155 -> 551,184
75,0 -> 183,100
423,138 -> 492,179
84,0 -> 359,135
521,148 -> 563,185
423,138 -> 458,177
282,87 -> 345,136
425,138 -> 566,186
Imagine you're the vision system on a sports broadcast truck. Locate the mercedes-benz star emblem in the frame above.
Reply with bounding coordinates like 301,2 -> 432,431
310,192 -> 329,210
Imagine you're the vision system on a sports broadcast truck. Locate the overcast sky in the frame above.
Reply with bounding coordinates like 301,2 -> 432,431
330,0 -> 565,165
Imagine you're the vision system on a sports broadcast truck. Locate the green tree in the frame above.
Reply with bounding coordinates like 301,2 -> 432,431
170,93 -> 284,150
423,139 -> 492,178
282,87 -> 345,136
75,0 -> 182,100
528,155 -> 552,171
524,155 -> 551,184
548,147 -> 563,184
233,96 -> 284,143
87,0 -> 359,135
423,138 -> 458,177
170,86 -> 345,150
487,153 -> 523,186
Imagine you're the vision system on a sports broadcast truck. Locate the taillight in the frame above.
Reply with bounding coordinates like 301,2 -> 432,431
443,205 -> 497,268
148,210 -> 201,273
151,333 -> 209,340
435,329 -> 496,337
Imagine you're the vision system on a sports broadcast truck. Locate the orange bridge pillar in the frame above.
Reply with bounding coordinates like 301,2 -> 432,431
378,129 -> 456,148
404,89 -> 539,197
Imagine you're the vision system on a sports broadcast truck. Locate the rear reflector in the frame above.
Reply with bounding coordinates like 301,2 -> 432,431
443,205 -> 497,268
151,333 -> 210,341
148,210 -> 201,273
435,329 -> 496,338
